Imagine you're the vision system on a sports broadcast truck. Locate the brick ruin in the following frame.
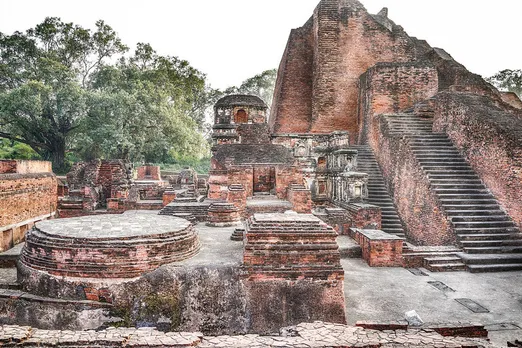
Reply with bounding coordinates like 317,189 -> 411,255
2,0 -> 522,341
0,160 -> 56,252
265,0 -> 522,272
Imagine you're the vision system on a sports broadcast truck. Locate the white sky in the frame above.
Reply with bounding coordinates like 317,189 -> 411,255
0,0 -> 520,90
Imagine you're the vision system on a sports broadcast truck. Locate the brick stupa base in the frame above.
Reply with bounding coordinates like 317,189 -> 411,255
19,214 -> 200,279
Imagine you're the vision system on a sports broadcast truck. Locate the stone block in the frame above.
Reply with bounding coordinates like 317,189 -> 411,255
352,228 -> 404,267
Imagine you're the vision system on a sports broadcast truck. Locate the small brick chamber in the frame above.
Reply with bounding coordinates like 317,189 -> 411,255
351,228 -> 404,267
19,213 -> 200,280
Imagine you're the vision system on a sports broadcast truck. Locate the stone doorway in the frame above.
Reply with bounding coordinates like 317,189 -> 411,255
234,109 -> 248,123
253,166 -> 275,193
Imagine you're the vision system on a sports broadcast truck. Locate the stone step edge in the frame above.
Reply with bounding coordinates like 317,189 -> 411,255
0,288 -> 111,307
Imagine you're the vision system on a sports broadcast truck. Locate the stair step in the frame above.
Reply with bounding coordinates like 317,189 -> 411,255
463,246 -> 522,254
458,233 -> 522,241
425,262 -> 467,272
460,240 -> 522,247
424,256 -> 462,264
467,264 -> 522,273
452,221 -> 516,228
451,215 -> 512,222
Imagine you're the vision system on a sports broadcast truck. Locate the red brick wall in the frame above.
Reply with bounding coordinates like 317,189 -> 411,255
275,166 -> 303,199
352,229 -> 403,267
208,170 -> 228,200
270,20 -> 314,133
287,186 -> 312,213
0,173 -> 57,227
253,166 -> 274,193
433,92 -> 522,228
228,166 -> 254,198
357,63 -> 452,245
0,173 -> 57,251
0,160 -> 17,174
359,63 -> 438,145
271,0 -> 419,141
374,122 -> 453,245
136,166 -> 161,180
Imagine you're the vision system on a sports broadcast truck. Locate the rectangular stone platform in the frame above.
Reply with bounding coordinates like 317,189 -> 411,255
351,228 -> 404,267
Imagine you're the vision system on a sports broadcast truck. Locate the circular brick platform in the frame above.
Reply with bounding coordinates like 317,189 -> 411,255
19,214 -> 200,278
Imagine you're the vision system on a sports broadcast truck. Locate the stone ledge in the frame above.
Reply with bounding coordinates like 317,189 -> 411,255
0,321 -> 493,347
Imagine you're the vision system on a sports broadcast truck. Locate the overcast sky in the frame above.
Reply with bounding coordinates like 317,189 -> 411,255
1,0 -> 520,90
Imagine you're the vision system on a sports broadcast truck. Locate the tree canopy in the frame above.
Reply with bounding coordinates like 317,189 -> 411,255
220,69 -> 277,109
0,17 -> 277,172
487,69 -> 522,97
0,18 -> 211,171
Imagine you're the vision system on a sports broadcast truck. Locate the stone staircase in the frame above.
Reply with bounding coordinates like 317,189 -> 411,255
352,145 -> 406,238
383,113 -> 522,272
159,201 -> 215,221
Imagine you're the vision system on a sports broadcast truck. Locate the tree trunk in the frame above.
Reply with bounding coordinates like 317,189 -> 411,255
51,140 -> 67,174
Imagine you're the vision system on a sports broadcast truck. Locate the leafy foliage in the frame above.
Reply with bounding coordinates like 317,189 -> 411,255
219,69 -> 277,109
0,18 -> 210,171
0,139 -> 41,159
487,69 -> 522,97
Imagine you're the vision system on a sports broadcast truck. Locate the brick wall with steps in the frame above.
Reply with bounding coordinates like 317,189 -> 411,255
159,201 -> 215,221
383,112 -> 522,272
351,145 -> 405,238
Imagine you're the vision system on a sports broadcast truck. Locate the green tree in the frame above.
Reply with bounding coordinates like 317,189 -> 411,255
0,17 -> 127,171
487,69 -> 522,97
220,69 -> 277,108
0,139 -> 41,159
78,43 -> 209,163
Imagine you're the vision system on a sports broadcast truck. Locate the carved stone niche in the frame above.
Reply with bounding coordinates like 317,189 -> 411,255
328,149 -> 358,172
328,131 -> 350,149
294,140 -> 309,158
177,168 -> 198,189
328,172 -> 368,203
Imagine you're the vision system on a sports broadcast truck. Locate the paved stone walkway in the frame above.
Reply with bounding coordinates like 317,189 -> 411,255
0,322 -> 494,347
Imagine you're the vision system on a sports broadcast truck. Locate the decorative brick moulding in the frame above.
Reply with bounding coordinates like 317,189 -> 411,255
206,202 -> 242,227
243,212 -> 343,281
351,228 -> 404,267
19,214 -> 200,278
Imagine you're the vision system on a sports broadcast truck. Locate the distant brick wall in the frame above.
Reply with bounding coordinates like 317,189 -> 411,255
237,124 -> 271,144
136,166 -> 161,180
0,160 -> 51,174
0,172 -> 57,251
433,92 -> 522,228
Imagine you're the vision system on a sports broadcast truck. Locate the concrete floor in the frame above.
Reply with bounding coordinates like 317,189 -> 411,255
342,258 -> 522,346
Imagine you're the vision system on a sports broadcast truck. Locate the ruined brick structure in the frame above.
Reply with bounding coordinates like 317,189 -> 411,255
58,159 -> 133,216
270,0 -> 522,271
0,160 -> 57,252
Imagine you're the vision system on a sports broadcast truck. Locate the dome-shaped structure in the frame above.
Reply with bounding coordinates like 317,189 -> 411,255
212,94 -> 269,146
215,94 -> 267,109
